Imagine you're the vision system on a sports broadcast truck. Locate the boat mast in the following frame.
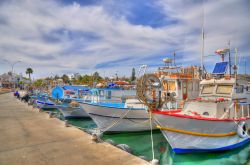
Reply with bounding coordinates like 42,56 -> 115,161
173,51 -> 176,66
200,1 -> 205,78
228,40 -> 232,76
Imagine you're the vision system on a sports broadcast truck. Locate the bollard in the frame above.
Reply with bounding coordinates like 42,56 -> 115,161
49,112 -> 53,118
65,120 -> 69,127
91,133 -> 103,143
91,134 -> 98,143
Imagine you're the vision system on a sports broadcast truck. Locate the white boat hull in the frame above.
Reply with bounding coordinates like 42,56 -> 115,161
57,105 -> 89,118
154,112 -> 250,153
80,102 -> 156,132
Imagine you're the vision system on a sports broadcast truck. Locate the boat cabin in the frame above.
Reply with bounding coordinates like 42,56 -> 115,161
182,62 -> 250,119
156,62 -> 200,109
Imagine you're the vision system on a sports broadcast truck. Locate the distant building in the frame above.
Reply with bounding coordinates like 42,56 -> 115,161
67,73 -> 80,80
0,72 -> 29,88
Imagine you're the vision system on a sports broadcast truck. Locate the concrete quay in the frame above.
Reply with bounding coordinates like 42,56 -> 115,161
0,93 -> 149,165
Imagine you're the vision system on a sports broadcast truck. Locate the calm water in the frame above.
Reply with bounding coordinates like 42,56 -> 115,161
46,109 -> 250,165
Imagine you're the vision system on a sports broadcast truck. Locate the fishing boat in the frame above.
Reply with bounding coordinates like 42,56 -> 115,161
34,93 -> 56,109
56,102 -> 89,119
79,88 -> 153,132
152,61 -> 250,153
82,60 -> 200,132
51,86 -> 90,118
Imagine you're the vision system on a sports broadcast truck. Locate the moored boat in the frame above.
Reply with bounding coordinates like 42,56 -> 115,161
34,93 -> 56,109
152,61 -> 250,153
51,86 -> 90,118
56,103 -> 89,119
80,96 -> 153,132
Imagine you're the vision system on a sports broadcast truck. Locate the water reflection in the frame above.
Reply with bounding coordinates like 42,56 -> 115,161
61,117 -> 250,165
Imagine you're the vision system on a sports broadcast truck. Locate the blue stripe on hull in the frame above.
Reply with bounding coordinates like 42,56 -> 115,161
37,101 -> 54,106
173,138 -> 250,153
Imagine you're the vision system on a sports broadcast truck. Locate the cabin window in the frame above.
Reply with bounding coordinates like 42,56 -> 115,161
236,85 -> 244,93
201,85 -> 215,94
163,81 -> 176,91
247,86 -> 250,92
216,85 -> 233,95
99,90 -> 104,97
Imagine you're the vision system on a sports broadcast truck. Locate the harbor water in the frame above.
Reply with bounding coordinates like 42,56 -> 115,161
50,109 -> 250,165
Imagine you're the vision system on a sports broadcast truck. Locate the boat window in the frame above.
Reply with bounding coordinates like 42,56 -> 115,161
163,81 -> 176,91
236,85 -> 244,93
216,85 -> 233,95
246,86 -> 250,92
201,85 -> 215,94
169,81 -> 176,91
99,90 -> 104,97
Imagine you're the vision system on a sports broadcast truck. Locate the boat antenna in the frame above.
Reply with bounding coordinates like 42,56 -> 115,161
173,51 -> 176,66
233,48 -> 238,82
228,40 -> 232,76
244,58 -> 246,75
200,1 -> 205,79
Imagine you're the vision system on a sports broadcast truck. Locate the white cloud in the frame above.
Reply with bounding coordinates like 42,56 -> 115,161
0,0 -> 249,78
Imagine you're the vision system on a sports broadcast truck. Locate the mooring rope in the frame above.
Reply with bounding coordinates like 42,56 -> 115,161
99,109 -> 132,134
149,110 -> 155,160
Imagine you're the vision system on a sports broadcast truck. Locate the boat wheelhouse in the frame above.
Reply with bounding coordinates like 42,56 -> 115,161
155,58 -> 200,109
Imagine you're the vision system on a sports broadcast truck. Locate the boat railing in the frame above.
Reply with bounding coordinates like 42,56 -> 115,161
237,102 -> 250,119
225,102 -> 250,119
156,72 -> 194,79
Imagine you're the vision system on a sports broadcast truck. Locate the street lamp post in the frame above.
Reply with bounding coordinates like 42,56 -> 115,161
3,60 -> 21,90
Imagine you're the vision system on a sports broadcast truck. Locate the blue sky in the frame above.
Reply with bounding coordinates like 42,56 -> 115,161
0,0 -> 249,78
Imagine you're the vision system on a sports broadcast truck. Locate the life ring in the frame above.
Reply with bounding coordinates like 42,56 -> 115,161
237,121 -> 248,138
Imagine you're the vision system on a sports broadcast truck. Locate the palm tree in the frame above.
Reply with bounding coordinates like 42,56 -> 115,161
26,68 -> 33,83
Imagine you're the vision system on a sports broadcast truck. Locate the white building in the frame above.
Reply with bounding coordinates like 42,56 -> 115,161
67,73 -> 80,80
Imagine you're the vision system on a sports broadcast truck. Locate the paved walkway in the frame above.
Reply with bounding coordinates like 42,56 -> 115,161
0,93 -> 148,165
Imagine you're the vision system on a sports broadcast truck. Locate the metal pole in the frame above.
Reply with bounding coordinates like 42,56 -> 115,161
245,59 -> 246,75
2,60 -> 21,90
228,41 -> 232,75
173,51 -> 176,66
11,61 -> 21,90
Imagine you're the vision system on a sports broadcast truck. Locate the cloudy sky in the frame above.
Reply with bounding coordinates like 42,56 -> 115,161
0,0 -> 249,78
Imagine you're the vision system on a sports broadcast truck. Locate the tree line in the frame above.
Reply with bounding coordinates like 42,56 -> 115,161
31,68 -> 137,87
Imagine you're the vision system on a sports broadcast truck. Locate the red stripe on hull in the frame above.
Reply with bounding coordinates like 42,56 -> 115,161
152,110 -> 250,122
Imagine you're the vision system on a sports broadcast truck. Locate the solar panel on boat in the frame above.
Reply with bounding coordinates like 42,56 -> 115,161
212,62 -> 228,74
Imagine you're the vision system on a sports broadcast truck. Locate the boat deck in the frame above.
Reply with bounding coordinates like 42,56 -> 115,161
0,93 -> 148,165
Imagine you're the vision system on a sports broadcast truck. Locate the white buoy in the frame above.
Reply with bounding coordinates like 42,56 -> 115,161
65,120 -> 69,127
151,159 -> 159,165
